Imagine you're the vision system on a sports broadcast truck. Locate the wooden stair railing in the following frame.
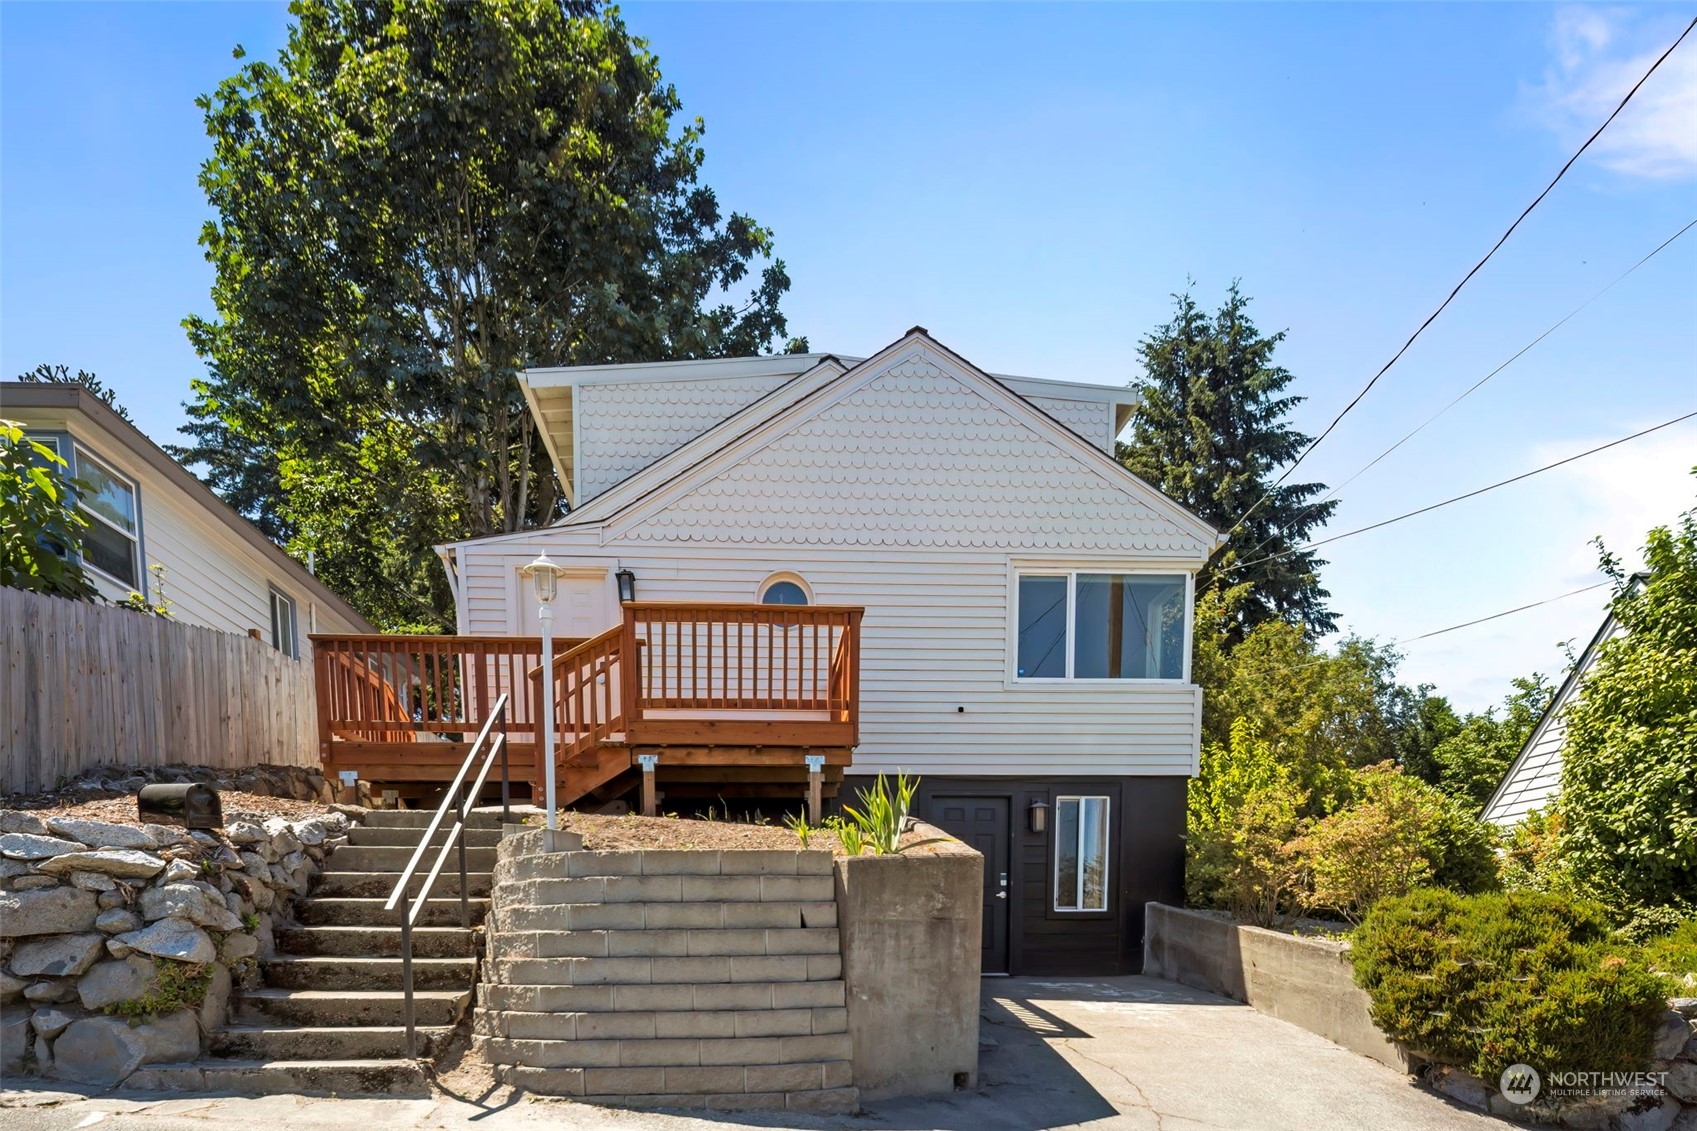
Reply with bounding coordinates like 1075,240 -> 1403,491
529,625 -> 631,804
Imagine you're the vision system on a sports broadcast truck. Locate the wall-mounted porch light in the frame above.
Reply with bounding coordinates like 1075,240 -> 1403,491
616,568 -> 637,604
1028,799 -> 1050,835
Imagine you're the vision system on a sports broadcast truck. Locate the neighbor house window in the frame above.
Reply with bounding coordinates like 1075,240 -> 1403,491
758,573 -> 811,605
1015,571 -> 1186,679
73,449 -> 139,588
1054,796 -> 1110,912
270,589 -> 298,658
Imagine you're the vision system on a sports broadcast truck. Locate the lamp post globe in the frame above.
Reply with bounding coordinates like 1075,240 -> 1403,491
520,553 -> 567,833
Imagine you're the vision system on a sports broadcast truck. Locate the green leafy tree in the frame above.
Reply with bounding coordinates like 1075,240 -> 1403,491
1560,484 -> 1697,920
1424,675 -> 1554,808
177,0 -> 802,631
0,421 -> 99,601
15,364 -> 132,422
1199,611 -> 1419,806
1120,283 -> 1337,638
1186,717 -> 1306,925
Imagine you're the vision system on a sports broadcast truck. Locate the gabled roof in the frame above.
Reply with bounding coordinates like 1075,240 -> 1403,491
1,382 -> 376,631
1480,575 -> 1644,827
518,344 -> 1142,505
449,328 -> 1215,555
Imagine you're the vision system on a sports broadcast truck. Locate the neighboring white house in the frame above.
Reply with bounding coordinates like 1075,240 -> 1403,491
3,382 -> 374,655
1481,583 -> 1637,827
437,327 -> 1218,975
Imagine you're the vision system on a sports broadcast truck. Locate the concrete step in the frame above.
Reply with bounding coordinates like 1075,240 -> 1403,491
494,1062 -> 856,1112
236,987 -> 468,1028
473,1031 -> 852,1070
123,1057 -> 430,1097
494,849 -> 834,885
276,925 -> 476,958
263,955 -> 477,991
326,844 -> 499,873
479,978 -> 846,1016
314,870 -> 492,898
497,874 -> 834,907
493,899 -> 837,933
487,927 -> 839,961
295,896 -> 489,927
477,1006 -> 847,1042
491,953 -> 842,988
346,825 -> 505,848
359,810 -> 509,830
212,1024 -> 451,1061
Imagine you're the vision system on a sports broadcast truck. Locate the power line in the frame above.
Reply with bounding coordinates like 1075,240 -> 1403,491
1227,217 -> 1697,569
1394,582 -> 1610,644
1234,410 -> 1697,572
1218,14 -> 1697,547
1257,580 -> 1612,677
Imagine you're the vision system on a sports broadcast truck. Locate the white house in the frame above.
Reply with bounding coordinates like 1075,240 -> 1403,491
432,328 -> 1218,975
1481,583 -> 1636,828
3,382 -> 374,654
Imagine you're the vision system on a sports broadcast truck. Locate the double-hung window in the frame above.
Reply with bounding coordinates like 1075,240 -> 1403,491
1054,796 -> 1110,912
1016,571 -> 1187,680
270,590 -> 298,659
73,449 -> 140,589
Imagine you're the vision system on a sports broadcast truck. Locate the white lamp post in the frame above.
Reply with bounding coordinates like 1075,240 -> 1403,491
521,553 -> 568,834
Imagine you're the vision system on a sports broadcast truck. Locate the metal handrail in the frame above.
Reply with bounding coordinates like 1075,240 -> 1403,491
382,691 -> 510,1059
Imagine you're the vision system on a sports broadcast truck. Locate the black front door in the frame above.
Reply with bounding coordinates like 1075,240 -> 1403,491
929,795 -> 1010,974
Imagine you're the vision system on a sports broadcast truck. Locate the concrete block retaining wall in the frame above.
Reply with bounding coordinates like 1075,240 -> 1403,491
833,823 -> 982,1102
477,828 -> 857,1115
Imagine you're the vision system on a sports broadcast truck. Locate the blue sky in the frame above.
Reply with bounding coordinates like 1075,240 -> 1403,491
3,3 -> 1693,712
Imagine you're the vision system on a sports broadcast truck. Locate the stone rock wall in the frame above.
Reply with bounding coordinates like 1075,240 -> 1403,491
0,807 -> 348,1085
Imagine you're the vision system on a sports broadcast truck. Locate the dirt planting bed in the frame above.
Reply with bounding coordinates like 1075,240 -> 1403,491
548,811 -> 939,855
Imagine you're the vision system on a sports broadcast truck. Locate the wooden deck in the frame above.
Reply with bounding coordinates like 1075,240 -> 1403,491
310,602 -> 862,808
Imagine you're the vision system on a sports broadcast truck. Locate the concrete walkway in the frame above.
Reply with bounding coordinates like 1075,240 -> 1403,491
0,977 -> 1501,1131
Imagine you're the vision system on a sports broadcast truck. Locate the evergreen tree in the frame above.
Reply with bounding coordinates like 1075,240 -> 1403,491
1121,283 -> 1337,636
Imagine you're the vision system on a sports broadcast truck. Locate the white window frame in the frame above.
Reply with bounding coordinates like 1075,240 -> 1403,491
1053,795 -> 1111,913
270,588 -> 299,659
756,571 -> 813,606
72,446 -> 141,591
1009,565 -> 1193,685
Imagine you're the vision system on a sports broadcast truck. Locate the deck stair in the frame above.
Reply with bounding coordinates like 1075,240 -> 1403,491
126,809 -> 503,1095
474,834 -> 857,1115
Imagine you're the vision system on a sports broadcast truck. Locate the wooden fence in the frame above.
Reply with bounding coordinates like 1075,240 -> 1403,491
1,586 -> 318,795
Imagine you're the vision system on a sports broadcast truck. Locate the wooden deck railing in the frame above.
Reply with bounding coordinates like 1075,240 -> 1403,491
311,603 -> 861,788
311,635 -> 559,747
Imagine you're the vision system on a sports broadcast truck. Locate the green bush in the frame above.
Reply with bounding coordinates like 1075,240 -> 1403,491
1351,889 -> 1667,1082
1186,718 -> 1305,925
1560,495 -> 1697,920
1287,763 -> 1498,923
1643,918 -> 1697,980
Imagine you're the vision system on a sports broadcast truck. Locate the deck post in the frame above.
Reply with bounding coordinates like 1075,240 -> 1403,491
805,753 -> 824,825
637,753 -> 659,817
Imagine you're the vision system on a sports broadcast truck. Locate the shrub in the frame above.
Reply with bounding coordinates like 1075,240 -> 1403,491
1499,808 -> 1570,894
1186,718 -> 1305,925
1560,497 -> 1697,919
1287,763 -> 1498,923
1351,889 -> 1667,1082
0,420 -> 98,601
1643,918 -> 1697,980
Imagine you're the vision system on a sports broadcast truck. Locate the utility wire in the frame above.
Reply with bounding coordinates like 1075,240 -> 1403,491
1227,217 -> 1697,569
1233,410 -> 1697,572
1258,580 -> 1612,677
1218,14 -> 1697,547
1395,582 -> 1610,644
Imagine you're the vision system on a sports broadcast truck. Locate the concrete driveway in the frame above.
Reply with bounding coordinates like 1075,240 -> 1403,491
0,977 -> 1501,1131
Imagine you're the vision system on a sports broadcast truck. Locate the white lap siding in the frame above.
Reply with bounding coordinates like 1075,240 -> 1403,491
456,544 -> 1200,778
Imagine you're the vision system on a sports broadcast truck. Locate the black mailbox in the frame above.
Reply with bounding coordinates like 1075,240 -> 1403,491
137,783 -> 223,830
